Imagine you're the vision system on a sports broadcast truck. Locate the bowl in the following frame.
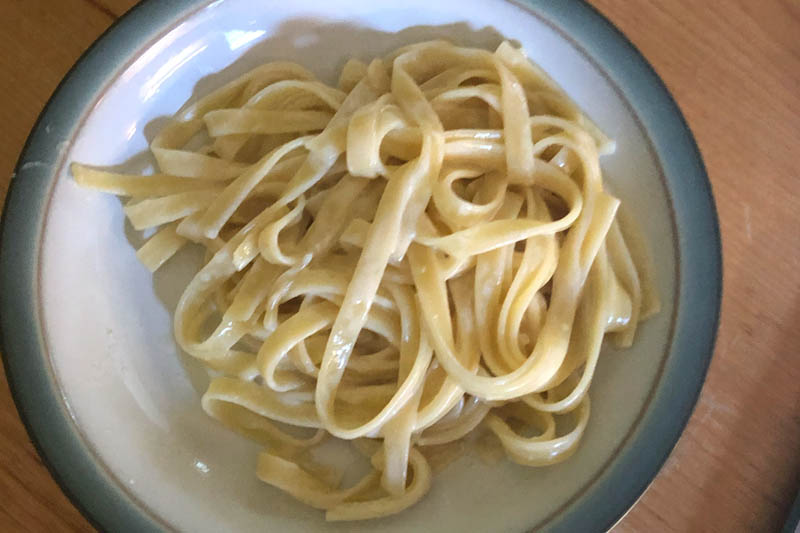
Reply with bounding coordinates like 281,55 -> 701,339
0,0 -> 721,531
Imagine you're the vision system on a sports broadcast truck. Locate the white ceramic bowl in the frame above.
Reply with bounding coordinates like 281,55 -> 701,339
0,1 -> 721,532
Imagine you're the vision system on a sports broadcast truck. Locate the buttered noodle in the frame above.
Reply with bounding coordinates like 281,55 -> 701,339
73,40 -> 659,520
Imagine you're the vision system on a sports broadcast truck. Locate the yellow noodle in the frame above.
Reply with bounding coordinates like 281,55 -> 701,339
73,40 -> 656,520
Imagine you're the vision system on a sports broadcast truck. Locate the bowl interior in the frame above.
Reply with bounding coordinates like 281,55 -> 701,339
40,0 -> 676,531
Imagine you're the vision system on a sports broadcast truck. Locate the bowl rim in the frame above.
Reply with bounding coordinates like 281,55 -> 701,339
0,1 -> 722,532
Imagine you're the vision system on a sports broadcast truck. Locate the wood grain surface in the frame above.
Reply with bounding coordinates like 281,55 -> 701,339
1,1 -> 798,531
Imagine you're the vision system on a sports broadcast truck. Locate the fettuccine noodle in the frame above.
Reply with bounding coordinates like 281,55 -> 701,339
72,40 -> 659,521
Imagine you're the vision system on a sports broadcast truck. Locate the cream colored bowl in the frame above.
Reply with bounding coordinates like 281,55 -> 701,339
0,1 -> 720,531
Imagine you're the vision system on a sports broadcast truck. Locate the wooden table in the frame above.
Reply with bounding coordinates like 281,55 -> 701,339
1,1 -> 798,531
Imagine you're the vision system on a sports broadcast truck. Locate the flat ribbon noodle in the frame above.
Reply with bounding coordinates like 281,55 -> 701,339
72,40 -> 657,521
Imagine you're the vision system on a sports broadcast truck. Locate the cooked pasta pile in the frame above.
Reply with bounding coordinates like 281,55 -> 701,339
73,40 -> 659,521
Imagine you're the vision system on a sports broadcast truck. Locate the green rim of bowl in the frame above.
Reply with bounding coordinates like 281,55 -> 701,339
0,1 -> 721,532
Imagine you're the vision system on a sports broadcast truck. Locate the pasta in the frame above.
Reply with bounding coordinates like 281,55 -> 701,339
72,40 -> 659,521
